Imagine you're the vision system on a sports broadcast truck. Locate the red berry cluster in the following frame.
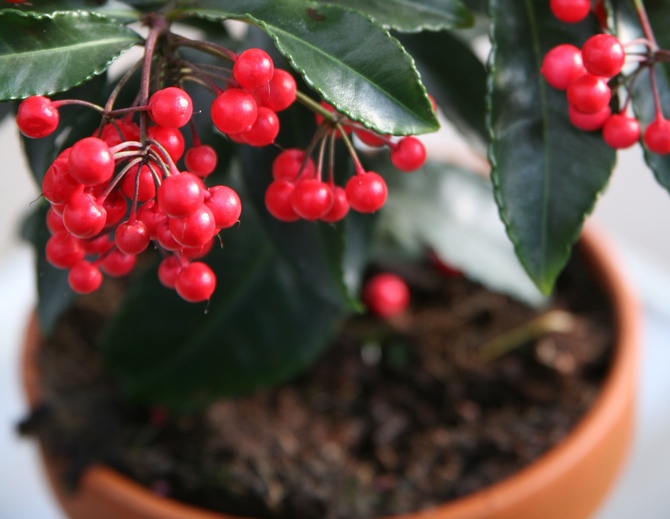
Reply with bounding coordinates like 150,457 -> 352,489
210,49 -> 296,146
264,102 -> 428,223
542,1 -> 670,153
18,87 -> 242,303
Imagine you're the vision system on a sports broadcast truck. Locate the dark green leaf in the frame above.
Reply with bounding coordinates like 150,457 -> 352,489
4,1 -> 141,23
317,0 -> 473,32
399,30 -> 487,146
614,0 -> 670,192
174,0 -> 439,135
488,0 -> 616,294
0,10 -> 140,100
101,165 -> 348,411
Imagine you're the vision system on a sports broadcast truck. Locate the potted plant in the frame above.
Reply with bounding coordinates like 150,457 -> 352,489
0,0 -> 656,517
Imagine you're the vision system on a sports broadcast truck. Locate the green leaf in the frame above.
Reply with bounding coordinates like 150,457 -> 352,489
614,0 -> 670,192
174,0 -> 439,135
0,10 -> 140,100
4,1 -> 141,23
317,0 -> 474,32
101,165 -> 348,411
399,30 -> 487,146
487,0 -> 616,294
375,160 -> 546,306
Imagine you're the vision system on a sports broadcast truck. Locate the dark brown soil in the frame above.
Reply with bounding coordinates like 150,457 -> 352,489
20,250 -> 614,519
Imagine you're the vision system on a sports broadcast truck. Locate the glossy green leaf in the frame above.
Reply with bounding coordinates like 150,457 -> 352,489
101,165 -> 349,411
399,30 -> 487,146
488,0 -> 616,294
0,10 -> 140,100
4,1 -> 141,23
318,0 -> 473,32
614,0 -> 670,192
174,0 -> 439,135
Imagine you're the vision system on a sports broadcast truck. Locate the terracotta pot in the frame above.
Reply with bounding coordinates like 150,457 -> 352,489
22,223 -> 640,519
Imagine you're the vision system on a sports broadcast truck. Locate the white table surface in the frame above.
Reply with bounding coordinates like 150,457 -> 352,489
0,241 -> 669,519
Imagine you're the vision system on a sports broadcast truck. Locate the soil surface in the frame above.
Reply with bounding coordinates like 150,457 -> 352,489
21,250 -> 614,519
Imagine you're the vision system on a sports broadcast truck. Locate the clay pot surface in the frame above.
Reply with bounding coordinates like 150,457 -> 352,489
22,223 -> 640,519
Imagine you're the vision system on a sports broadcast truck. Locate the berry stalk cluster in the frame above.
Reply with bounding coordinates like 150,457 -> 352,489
15,14 -> 429,302
543,0 -> 670,152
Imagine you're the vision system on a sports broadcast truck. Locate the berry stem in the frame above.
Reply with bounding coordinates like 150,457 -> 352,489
100,156 -> 144,201
633,0 -> 658,50
172,36 -> 238,63
327,130 -> 336,185
51,99 -> 105,113
338,124 -> 365,175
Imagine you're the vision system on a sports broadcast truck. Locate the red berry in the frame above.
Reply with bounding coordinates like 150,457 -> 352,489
253,68 -> 297,112
362,273 -> 410,318
137,200 -> 166,239
272,149 -> 315,181
68,137 -> 115,186
175,262 -> 216,302
42,151 -> 84,205
121,164 -> 157,202
115,220 -> 150,255
566,74 -> 611,114
168,205 -> 217,248
155,220 -> 182,251
62,192 -> 107,239
290,178 -> 334,221
100,249 -> 136,277
45,231 -> 84,269
233,48 -> 274,90
148,126 -> 185,162
205,185 -> 242,229
102,190 -> 128,228
355,129 -> 388,147
581,34 -> 626,78
541,44 -> 587,90
265,180 -> 300,222
185,145 -> 217,177
68,261 -> 103,294
158,255 -> 183,289
390,136 -> 426,172
320,186 -> 349,223
644,118 -> 670,155
239,107 -> 279,147
345,172 -> 387,213
602,114 -> 640,149
46,207 -> 66,234
81,234 -> 114,255
182,238 -> 215,260
157,173 -> 204,218
99,120 -> 140,147
211,88 -> 258,135
550,0 -> 591,23
568,105 -> 611,131
148,87 -> 193,128
16,96 -> 59,138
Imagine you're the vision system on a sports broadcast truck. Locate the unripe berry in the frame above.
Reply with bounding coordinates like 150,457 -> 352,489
148,87 -> 193,128
362,273 -> 410,318
17,96 -> 59,138
345,172 -> 387,213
